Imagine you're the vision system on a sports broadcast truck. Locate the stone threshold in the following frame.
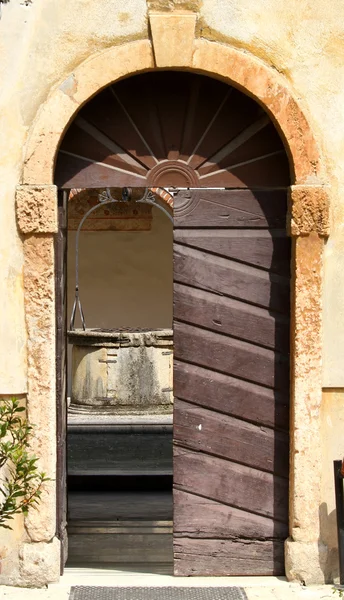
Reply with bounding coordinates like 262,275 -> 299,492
53,569 -> 293,587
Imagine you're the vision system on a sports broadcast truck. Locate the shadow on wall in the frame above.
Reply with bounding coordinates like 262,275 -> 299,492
319,502 -> 339,582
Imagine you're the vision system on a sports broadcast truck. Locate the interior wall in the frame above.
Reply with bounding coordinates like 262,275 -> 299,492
67,206 -> 173,330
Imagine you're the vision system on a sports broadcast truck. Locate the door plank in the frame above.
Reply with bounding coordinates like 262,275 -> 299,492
174,447 -> 288,522
174,490 -> 288,539
174,283 -> 289,352
174,189 -> 287,228
174,322 -> 289,390
174,400 -> 289,475
174,229 -> 290,274
174,243 -> 290,312
174,538 -> 285,576
174,361 -> 289,430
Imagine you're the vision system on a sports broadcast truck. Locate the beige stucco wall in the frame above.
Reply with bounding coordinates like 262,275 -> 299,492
0,0 -> 344,586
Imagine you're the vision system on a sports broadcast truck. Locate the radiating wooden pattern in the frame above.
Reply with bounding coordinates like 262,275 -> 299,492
55,72 -> 290,189
173,189 -> 290,576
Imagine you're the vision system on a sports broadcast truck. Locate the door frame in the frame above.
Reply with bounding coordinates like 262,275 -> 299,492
16,31 -> 329,583
55,185 -> 291,575
55,189 -> 69,572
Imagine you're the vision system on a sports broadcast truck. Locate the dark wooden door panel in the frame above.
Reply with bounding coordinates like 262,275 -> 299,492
174,447 -> 288,522
174,401 -> 289,476
174,490 -> 289,539
174,244 -> 290,313
173,188 -> 290,576
174,283 -> 289,352
174,538 -> 285,576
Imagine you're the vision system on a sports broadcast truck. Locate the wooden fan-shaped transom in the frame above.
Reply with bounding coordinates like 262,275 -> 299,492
55,71 -> 290,189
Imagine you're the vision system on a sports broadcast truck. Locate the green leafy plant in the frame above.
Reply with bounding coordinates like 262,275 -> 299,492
0,397 -> 50,530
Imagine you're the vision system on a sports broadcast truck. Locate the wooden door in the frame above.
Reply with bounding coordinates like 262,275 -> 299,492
55,190 -> 68,572
173,189 -> 290,576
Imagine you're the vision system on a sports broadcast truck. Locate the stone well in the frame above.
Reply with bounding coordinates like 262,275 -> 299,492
68,328 -> 173,414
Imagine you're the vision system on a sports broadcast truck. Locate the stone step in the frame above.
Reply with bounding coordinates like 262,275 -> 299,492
68,491 -> 173,522
67,520 -> 173,565
68,423 -> 173,477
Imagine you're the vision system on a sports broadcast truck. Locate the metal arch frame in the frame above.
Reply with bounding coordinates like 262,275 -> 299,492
70,187 -> 173,331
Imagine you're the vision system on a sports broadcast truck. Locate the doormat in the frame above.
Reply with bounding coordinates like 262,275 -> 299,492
70,587 -> 248,600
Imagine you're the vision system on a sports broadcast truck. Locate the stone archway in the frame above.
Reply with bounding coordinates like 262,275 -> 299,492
55,68 -> 291,574
15,13 -> 330,584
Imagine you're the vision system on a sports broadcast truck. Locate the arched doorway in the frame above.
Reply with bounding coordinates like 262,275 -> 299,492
54,70 -> 290,576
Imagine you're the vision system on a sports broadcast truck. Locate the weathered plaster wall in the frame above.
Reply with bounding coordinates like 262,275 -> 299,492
0,0 -> 343,586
